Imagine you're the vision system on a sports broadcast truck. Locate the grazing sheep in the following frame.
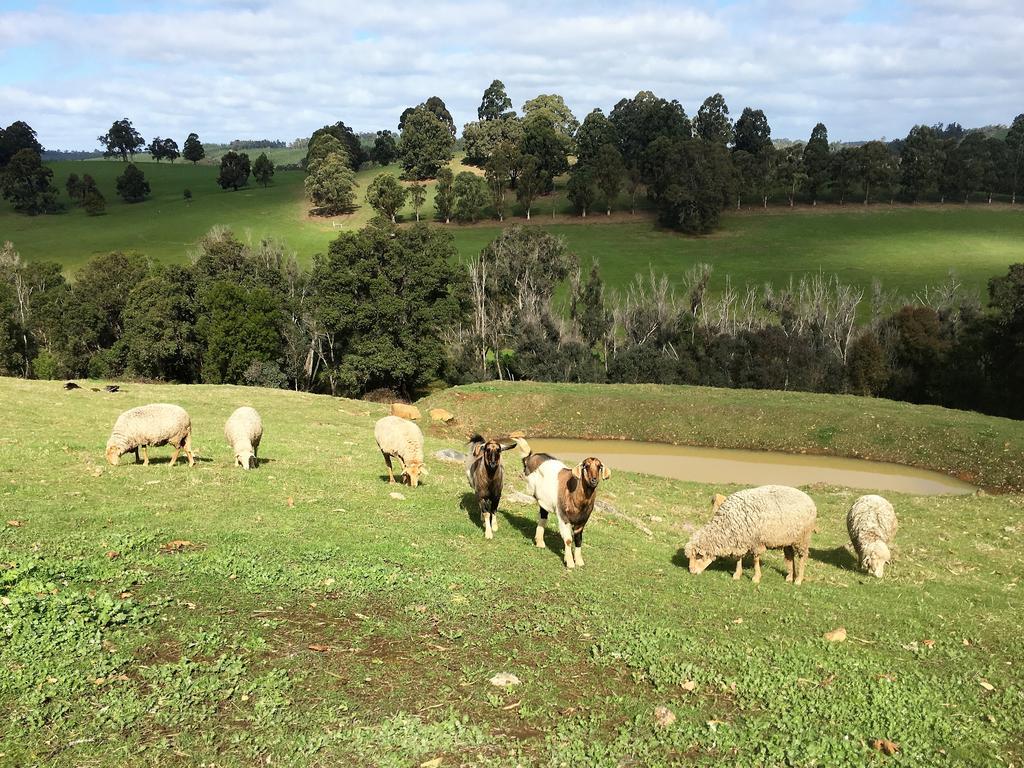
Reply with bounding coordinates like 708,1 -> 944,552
390,403 -> 421,421
105,403 -> 194,467
846,494 -> 898,578
374,415 -> 425,487
516,438 -> 611,569
224,406 -> 263,470
465,434 -> 517,539
684,485 -> 817,585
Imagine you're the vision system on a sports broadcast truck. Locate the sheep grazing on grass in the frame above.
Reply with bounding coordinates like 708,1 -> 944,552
684,485 -> 817,585
224,406 -> 263,470
515,438 -> 611,569
465,434 -> 517,539
390,403 -> 421,421
847,494 -> 898,578
374,415 -> 425,487
105,403 -> 194,467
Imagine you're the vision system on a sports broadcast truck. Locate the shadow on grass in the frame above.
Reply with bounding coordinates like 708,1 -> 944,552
811,546 -> 858,571
499,506 -> 567,562
128,455 -> 213,465
460,492 -> 483,533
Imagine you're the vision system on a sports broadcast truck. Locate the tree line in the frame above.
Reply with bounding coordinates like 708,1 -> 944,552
1,223 -> 1021,419
298,82 -> 1024,232
0,120 -> 279,215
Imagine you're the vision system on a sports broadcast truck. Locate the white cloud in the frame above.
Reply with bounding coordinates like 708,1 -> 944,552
1,0 -> 1022,148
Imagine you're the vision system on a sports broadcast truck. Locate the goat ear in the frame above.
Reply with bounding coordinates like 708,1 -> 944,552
499,440 -> 518,452
600,464 -> 611,481
472,443 -> 483,457
571,464 -> 582,479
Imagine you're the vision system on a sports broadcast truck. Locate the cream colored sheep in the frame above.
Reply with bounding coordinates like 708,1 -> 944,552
105,403 -> 194,467
684,485 -> 817,585
847,494 -> 898,578
374,415 -> 425,487
224,406 -> 263,470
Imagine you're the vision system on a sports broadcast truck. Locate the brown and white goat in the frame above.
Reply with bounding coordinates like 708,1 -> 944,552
516,438 -> 611,568
466,434 -> 517,539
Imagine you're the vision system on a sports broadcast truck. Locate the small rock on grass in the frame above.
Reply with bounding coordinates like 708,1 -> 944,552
824,627 -> 847,642
489,672 -> 520,687
654,706 -> 676,727
389,492 -> 406,500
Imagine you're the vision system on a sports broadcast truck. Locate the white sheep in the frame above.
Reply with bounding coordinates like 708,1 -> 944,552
224,406 -> 263,470
684,485 -> 817,585
105,403 -> 194,467
374,415 -> 425,487
846,494 -> 898,578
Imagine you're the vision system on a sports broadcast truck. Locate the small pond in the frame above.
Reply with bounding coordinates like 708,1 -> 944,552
528,438 -> 976,496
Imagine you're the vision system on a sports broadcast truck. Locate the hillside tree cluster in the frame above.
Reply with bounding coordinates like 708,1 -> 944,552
1,224 -> 1021,419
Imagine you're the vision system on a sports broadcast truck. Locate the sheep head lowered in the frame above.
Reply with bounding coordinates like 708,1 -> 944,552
860,541 -> 892,578
571,457 -> 611,489
105,443 -> 123,466
683,540 -> 714,575
404,460 -> 425,488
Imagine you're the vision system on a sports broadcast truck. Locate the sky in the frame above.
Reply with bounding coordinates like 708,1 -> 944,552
1,0 -> 1021,150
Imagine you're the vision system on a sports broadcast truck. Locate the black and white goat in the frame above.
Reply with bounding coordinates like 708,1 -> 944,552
465,434 -> 517,539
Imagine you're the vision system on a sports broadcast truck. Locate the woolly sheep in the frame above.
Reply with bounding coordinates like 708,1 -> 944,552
684,485 -> 817,585
374,415 -> 425,487
224,406 -> 263,470
105,403 -> 194,467
846,494 -> 898,578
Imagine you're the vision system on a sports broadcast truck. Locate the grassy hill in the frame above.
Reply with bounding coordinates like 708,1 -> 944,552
2,158 -> 1024,300
1,376 -> 1022,765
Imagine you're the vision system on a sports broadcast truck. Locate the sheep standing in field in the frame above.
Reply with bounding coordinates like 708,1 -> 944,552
105,403 -> 195,467
374,415 -> 425,487
846,494 -> 898,578
465,434 -> 517,539
516,438 -> 611,569
684,485 -> 817,585
224,406 -> 263,470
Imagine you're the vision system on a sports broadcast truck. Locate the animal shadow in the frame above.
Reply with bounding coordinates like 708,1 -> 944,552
811,546 -> 858,571
460,492 -> 484,532
499,507 -> 566,561
671,547 -> 738,575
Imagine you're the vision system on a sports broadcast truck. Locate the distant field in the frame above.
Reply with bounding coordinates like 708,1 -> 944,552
3,159 -> 1023,299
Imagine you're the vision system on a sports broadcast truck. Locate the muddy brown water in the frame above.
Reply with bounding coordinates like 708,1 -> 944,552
529,439 -> 976,496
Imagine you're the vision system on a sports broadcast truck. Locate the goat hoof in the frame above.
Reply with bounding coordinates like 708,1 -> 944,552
534,539 -> 546,549
564,559 -> 575,570
484,530 -> 493,540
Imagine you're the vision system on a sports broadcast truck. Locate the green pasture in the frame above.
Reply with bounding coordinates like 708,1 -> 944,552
2,158 -> 1023,300
1,377 -> 1021,766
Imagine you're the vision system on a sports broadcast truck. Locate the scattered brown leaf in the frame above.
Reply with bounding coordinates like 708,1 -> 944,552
871,739 -> 899,756
922,639 -> 935,648
160,540 -> 193,553
824,627 -> 848,643
420,758 -> 443,768
979,680 -> 995,691
104,550 -> 120,560
286,496 -> 295,508
681,680 -> 697,692
307,644 -> 331,652
6,520 -> 22,528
